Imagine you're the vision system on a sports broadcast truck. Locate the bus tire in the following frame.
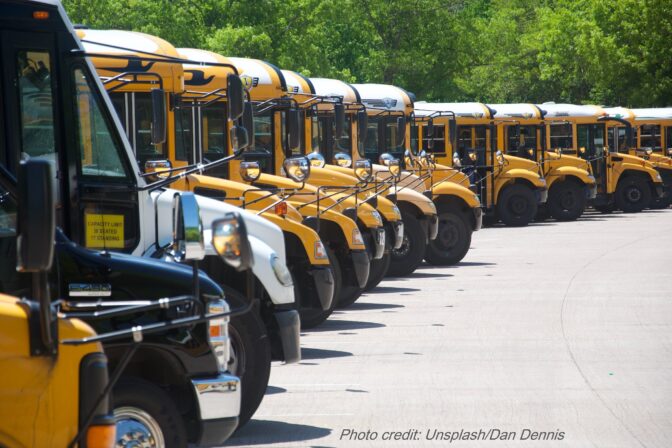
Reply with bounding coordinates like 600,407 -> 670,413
548,180 -> 586,221
364,252 -> 391,291
222,287 -> 271,429
299,248 -> 339,329
425,210 -> 471,265
387,212 -> 426,277
113,378 -> 187,448
615,176 -> 651,213
497,184 -> 537,226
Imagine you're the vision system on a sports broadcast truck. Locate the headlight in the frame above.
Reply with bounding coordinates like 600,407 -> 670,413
207,299 -> 230,372
333,152 -> 352,168
352,228 -> 365,245
314,240 -> 328,260
392,205 -> 402,220
270,254 -> 293,286
371,210 -> 383,226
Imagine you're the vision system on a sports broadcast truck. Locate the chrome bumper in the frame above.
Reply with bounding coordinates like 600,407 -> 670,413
371,228 -> 386,260
191,373 -> 241,421
586,184 -> 597,199
391,221 -> 404,250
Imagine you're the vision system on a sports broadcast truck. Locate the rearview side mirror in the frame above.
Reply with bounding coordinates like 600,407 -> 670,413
334,103 -> 346,139
230,125 -> 249,152
212,212 -> 254,271
17,159 -> 55,272
242,102 -> 255,149
357,110 -> 368,148
449,118 -> 457,152
172,192 -> 205,261
227,74 -> 245,121
287,109 -> 302,152
396,116 -> 406,146
151,89 -> 167,145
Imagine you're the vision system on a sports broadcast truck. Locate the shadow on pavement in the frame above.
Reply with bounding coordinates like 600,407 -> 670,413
225,420 -> 331,446
301,347 -> 353,360
306,319 -> 386,332
265,385 -> 287,395
368,286 -> 420,294
346,301 -> 405,311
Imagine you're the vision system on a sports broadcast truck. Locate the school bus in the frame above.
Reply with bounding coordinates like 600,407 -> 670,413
489,103 -> 597,221
80,29 -> 302,428
604,107 -> 672,209
221,56 -> 387,305
413,102 -> 548,227
306,77 -> 441,276
1,158 -> 113,448
539,103 -> 664,213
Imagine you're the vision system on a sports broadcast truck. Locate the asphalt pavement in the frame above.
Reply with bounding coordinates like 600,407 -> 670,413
224,209 -> 672,448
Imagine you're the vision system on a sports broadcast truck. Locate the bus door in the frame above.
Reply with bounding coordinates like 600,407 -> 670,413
577,123 -> 608,195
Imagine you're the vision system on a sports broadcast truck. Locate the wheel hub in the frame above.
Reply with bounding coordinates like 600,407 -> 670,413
392,235 -> 411,258
114,407 -> 164,448
437,220 -> 458,249
509,196 -> 528,216
626,187 -> 642,203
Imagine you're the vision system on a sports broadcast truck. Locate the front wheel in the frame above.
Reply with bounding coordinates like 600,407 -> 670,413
387,213 -> 427,277
223,287 -> 271,429
364,252 -> 391,291
615,176 -> 651,213
497,184 -> 538,226
548,180 -> 586,221
113,378 -> 187,448
425,210 -> 471,265
299,248 -> 340,329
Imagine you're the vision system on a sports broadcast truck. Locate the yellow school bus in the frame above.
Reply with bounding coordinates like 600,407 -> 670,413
214,54 -> 380,307
604,107 -> 672,209
414,102 -> 548,227
539,103 -> 664,213
489,103 -> 596,221
306,77 -> 441,275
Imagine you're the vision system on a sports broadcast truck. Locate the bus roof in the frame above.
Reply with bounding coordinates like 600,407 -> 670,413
414,102 -> 492,119
631,108 -> 672,121
79,29 -> 184,93
177,48 -> 236,94
310,78 -> 360,104
228,57 -> 286,101
536,103 -> 606,119
351,83 -> 413,114
488,103 -> 542,120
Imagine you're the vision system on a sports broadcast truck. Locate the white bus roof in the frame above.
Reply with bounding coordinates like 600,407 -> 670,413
310,78 -> 359,103
630,108 -> 672,120
536,103 -> 606,119
351,83 -> 411,112
414,102 -> 492,119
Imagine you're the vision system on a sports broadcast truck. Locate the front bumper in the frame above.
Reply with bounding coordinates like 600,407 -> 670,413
191,373 -> 241,445
351,249 -> 370,288
390,221 -> 404,250
274,310 -> 301,364
369,227 -> 386,260
308,266 -> 335,311
428,214 -> 439,240
472,207 -> 483,231
536,188 -> 548,205
585,184 -> 597,199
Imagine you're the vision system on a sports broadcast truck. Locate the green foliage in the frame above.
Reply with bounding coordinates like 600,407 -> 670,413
63,0 -> 672,106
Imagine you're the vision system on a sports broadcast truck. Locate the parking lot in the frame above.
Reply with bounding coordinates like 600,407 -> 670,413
225,209 -> 672,448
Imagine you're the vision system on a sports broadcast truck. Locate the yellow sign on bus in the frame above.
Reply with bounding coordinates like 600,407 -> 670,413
85,213 -> 125,249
